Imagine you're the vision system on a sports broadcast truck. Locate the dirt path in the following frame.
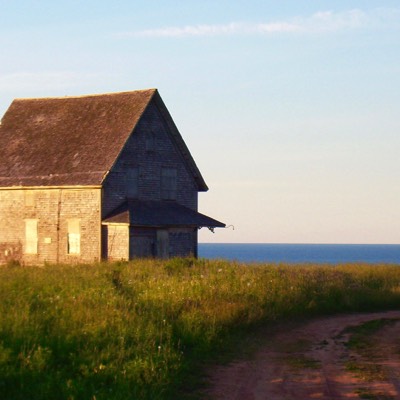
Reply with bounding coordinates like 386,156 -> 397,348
205,310 -> 400,399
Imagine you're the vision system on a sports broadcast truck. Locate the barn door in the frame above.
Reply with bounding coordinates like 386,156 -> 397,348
156,230 -> 169,259
130,236 -> 154,258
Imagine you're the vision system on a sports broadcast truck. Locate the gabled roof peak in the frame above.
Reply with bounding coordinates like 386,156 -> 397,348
0,88 -> 208,191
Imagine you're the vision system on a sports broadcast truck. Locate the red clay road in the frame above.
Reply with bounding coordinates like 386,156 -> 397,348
206,310 -> 400,399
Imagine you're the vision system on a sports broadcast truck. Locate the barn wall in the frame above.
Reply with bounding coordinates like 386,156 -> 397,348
102,99 -> 199,217
168,228 -> 197,257
0,188 -> 101,265
103,224 -> 129,261
129,227 -> 156,258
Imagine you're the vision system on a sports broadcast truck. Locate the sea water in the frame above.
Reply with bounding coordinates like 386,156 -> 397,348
198,243 -> 400,264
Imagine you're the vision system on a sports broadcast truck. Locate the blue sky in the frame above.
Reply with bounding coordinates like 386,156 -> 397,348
1,1 -> 399,243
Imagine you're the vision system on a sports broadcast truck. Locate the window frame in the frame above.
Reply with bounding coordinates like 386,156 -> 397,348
24,219 -> 38,254
145,132 -> 156,152
161,167 -> 177,200
67,218 -> 81,255
126,167 -> 139,198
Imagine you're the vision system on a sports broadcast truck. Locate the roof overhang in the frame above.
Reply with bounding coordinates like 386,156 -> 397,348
102,200 -> 225,228
0,185 -> 102,190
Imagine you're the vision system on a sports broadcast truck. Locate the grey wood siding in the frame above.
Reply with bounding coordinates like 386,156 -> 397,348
102,99 -> 198,218
0,188 -> 101,265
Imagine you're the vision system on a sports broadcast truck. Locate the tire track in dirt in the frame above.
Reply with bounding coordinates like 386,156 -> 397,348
205,310 -> 400,399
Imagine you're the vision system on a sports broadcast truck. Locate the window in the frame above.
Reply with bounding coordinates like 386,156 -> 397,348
145,132 -> 155,152
67,219 -> 80,255
24,191 -> 35,207
126,167 -> 139,198
161,168 -> 177,200
25,219 -> 38,254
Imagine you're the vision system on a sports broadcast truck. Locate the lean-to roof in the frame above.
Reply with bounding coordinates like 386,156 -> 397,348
103,200 -> 225,228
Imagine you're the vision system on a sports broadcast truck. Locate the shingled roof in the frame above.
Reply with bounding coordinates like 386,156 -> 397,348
0,89 -> 207,190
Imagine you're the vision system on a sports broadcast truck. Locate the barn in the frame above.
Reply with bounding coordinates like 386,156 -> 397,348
0,89 -> 224,264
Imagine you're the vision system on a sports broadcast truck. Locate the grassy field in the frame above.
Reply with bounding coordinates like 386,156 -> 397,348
1,259 -> 400,399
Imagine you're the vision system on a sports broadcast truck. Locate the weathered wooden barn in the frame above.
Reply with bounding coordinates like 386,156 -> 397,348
0,89 -> 224,264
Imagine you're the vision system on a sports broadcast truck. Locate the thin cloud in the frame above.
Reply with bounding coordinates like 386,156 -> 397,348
118,8 -> 399,38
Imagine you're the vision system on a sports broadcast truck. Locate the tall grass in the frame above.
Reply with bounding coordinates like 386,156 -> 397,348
1,259 -> 400,399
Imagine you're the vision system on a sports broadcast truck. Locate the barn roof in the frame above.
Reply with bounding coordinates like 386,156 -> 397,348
0,89 -> 208,190
103,200 -> 225,228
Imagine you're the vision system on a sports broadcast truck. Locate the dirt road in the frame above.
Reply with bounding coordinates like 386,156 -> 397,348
206,310 -> 400,399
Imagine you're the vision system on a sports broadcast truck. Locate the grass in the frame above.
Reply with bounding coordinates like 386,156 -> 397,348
285,354 -> 321,370
345,361 -> 387,382
1,259 -> 400,399
344,318 -> 399,383
345,318 -> 399,353
274,338 -> 321,370
355,388 -> 395,400
343,318 -> 399,398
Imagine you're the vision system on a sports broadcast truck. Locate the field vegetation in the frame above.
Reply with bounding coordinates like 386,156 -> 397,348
1,259 -> 400,399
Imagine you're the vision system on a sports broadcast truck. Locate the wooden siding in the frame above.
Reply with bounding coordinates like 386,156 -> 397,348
102,99 -> 198,217
0,188 -> 101,265
104,224 -> 129,261
169,228 -> 197,257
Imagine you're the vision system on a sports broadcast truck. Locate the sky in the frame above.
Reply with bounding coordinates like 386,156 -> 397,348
0,1 -> 399,244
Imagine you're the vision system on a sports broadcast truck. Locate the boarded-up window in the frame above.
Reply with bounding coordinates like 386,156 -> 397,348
157,229 -> 169,258
25,219 -> 38,254
146,132 -> 155,152
67,219 -> 80,255
24,191 -> 35,207
161,168 -> 177,200
126,167 -> 139,198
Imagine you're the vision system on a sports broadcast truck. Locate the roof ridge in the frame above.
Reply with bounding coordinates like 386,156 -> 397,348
13,88 -> 157,101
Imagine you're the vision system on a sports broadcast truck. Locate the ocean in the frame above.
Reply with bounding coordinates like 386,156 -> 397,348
198,243 -> 400,264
